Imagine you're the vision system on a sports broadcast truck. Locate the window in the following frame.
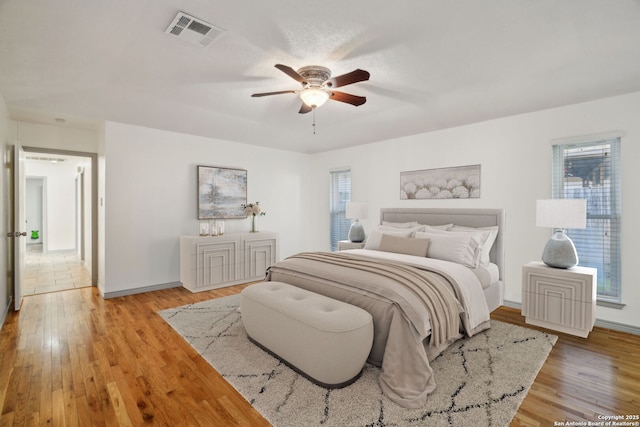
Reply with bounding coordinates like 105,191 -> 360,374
329,169 -> 351,251
552,135 -> 622,303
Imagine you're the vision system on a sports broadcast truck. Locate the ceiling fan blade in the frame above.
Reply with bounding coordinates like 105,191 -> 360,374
251,90 -> 297,97
325,69 -> 370,88
330,91 -> 367,106
275,64 -> 307,84
298,103 -> 312,114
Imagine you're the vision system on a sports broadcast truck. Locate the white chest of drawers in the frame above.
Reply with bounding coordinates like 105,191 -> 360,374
336,240 -> 366,250
180,232 -> 278,292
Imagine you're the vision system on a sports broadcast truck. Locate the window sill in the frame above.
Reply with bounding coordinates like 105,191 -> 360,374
596,299 -> 625,310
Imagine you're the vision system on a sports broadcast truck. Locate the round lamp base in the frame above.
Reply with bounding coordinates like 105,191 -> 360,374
542,230 -> 579,269
348,221 -> 366,243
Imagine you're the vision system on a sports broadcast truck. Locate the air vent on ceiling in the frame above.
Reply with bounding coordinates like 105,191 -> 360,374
165,11 -> 224,47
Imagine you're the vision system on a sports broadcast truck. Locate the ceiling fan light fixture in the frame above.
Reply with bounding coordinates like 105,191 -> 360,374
251,64 -> 369,113
299,88 -> 330,108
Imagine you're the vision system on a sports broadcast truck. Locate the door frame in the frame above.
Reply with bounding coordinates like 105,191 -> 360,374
13,144 -> 25,310
22,146 -> 98,285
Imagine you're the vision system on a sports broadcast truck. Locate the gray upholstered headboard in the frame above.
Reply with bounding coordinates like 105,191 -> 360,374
379,208 -> 505,282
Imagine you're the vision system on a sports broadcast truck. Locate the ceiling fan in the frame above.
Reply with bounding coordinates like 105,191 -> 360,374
251,64 -> 370,114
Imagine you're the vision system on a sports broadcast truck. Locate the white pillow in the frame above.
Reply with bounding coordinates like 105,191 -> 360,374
451,225 -> 499,266
415,231 -> 483,268
364,229 -> 415,250
421,225 -> 494,265
377,224 -> 425,233
381,220 -> 421,228
418,223 -> 454,231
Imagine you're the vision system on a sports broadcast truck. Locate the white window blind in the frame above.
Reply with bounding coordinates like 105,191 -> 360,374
329,169 -> 351,251
552,137 -> 622,302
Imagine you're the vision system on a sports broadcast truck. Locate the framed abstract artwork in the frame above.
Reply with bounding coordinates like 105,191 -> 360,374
400,164 -> 481,199
198,165 -> 247,219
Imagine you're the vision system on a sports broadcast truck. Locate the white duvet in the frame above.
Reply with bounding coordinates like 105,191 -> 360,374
345,248 -> 491,335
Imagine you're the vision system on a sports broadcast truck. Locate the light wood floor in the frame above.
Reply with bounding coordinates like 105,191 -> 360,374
0,285 -> 638,427
23,244 -> 91,296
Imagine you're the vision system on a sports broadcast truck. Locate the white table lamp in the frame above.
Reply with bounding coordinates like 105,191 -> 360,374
536,199 -> 587,269
345,202 -> 368,243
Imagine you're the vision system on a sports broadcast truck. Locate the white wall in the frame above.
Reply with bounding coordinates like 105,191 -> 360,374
309,91 -> 640,329
102,122 -> 313,295
17,122 -> 99,153
25,160 -> 82,251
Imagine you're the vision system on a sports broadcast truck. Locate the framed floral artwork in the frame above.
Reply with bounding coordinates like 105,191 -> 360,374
198,166 -> 247,219
400,164 -> 481,199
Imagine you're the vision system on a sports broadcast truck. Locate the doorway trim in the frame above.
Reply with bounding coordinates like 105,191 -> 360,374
23,146 -> 98,285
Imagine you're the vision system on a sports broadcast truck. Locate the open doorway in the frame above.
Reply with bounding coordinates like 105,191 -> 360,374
22,149 -> 96,295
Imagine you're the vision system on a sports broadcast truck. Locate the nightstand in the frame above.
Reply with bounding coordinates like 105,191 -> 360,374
337,240 -> 366,250
522,261 -> 597,338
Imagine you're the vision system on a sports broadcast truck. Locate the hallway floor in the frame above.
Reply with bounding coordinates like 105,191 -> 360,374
23,244 -> 92,295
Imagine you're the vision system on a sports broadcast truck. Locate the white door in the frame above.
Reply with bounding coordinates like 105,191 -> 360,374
13,144 -> 26,310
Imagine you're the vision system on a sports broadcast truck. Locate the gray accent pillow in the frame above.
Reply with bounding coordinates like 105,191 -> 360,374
379,234 -> 431,257
364,229 -> 415,250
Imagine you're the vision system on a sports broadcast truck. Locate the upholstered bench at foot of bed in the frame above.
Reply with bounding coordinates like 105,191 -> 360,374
240,281 -> 374,388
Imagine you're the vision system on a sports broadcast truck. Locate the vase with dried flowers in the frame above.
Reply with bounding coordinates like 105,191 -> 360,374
241,202 -> 266,232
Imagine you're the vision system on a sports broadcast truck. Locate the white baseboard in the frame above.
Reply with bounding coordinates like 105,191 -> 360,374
502,299 -> 640,336
592,318 -> 640,336
102,281 -> 182,299
502,299 -> 521,310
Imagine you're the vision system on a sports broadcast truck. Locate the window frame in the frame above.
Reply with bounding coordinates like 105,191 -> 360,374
551,133 -> 622,306
329,168 -> 351,251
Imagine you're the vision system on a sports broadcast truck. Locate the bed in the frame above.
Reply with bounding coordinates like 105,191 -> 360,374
377,207 -> 505,312
265,208 -> 505,408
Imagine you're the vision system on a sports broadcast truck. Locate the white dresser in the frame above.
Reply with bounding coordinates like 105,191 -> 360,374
180,232 -> 278,292
337,240 -> 366,250
522,261 -> 597,338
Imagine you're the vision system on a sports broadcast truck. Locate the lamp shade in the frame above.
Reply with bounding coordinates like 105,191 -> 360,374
299,88 -> 330,108
345,202 -> 368,220
536,199 -> 587,229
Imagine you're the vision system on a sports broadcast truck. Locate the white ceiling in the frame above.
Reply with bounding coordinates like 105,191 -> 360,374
1,0 -> 640,153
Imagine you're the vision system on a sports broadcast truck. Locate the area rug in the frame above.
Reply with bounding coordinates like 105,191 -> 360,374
159,294 -> 557,427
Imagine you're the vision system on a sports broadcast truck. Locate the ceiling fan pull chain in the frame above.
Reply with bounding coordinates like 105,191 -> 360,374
312,107 -> 317,135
